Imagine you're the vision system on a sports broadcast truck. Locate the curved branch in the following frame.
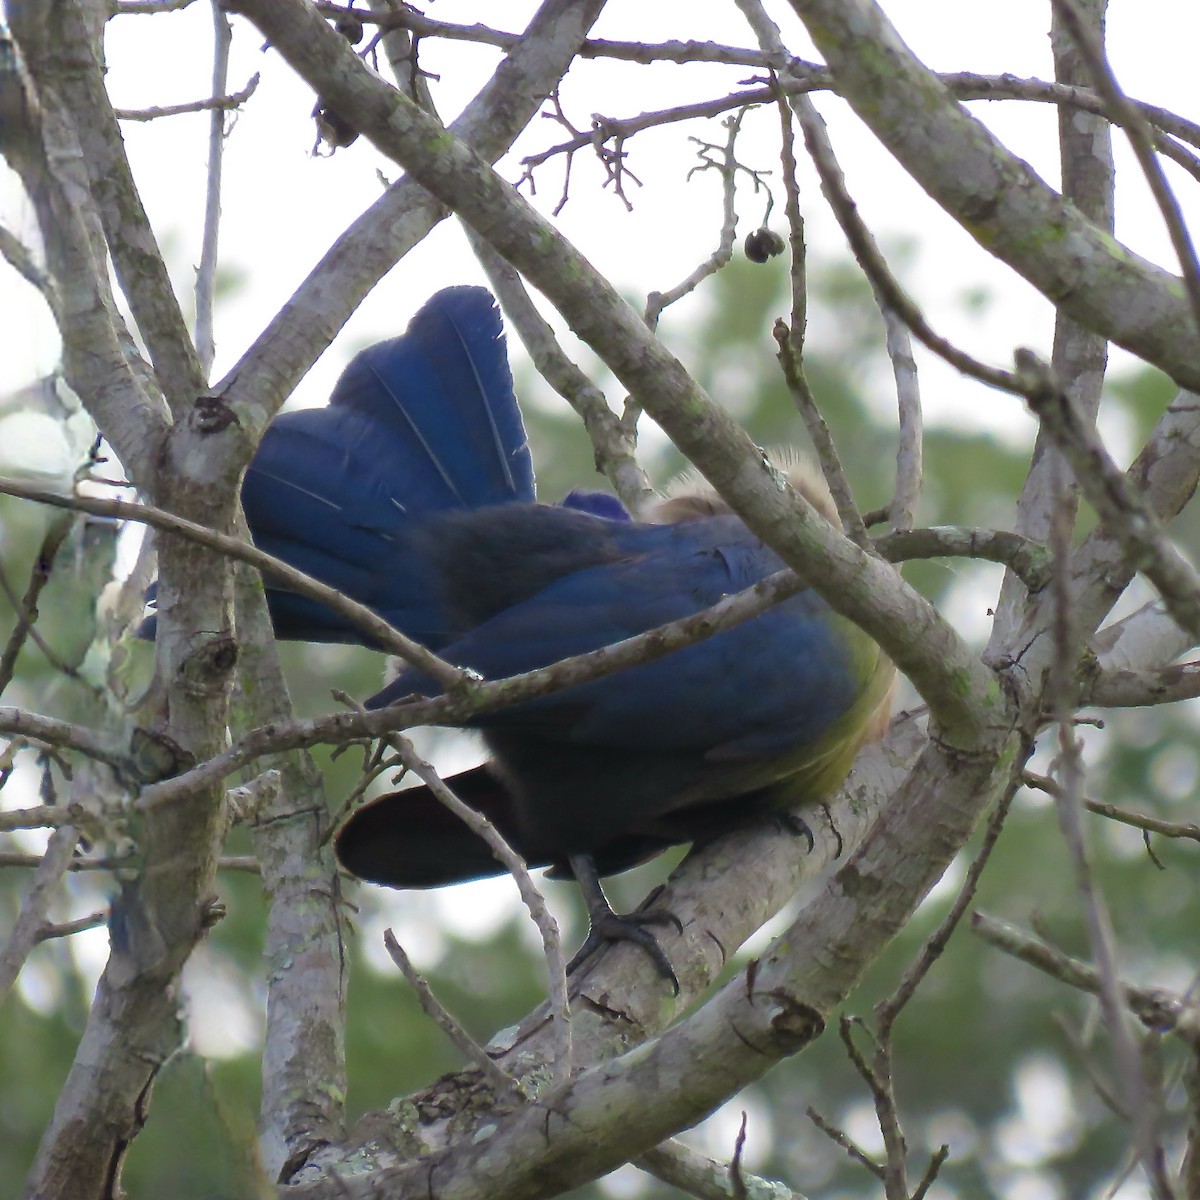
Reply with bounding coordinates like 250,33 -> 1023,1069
0,707 -> 126,768
784,0 -> 1200,393
0,478 -> 469,691
49,0 -> 206,410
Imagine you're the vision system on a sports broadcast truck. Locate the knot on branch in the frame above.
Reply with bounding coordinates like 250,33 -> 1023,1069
834,862 -> 883,903
179,630 -> 238,695
129,727 -> 196,783
191,395 -> 239,434
762,990 -> 826,1051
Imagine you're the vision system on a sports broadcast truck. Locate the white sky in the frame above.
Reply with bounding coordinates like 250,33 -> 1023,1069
2,0 -> 1199,443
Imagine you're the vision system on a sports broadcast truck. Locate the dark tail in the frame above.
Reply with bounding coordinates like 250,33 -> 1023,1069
334,763 -> 684,887
334,764 -> 541,888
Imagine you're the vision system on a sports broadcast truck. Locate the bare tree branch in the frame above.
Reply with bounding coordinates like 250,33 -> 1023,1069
768,80 -> 868,547
0,707 -> 126,768
0,477 -> 470,689
784,0 -> 1200,393
972,913 -> 1200,1048
1020,353 -> 1200,649
37,0 -> 205,412
383,929 -> 526,1100
2,4 -> 167,475
0,823 -> 81,1003
193,1 -> 232,377
1051,0 -> 1200,338
637,1138 -> 806,1200
114,72 -> 259,121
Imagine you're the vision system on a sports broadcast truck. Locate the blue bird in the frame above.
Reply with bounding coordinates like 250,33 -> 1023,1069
239,287 -> 894,979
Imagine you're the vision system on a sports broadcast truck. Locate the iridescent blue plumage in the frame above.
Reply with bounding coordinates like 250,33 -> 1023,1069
231,288 -> 894,944
242,286 -> 535,646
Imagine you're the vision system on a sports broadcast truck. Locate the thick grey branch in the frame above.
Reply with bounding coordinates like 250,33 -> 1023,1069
784,0 -> 1200,393
48,0 -> 206,409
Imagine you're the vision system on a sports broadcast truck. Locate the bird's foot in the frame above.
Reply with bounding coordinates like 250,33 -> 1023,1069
566,853 -> 683,992
775,811 -> 815,853
567,906 -> 683,991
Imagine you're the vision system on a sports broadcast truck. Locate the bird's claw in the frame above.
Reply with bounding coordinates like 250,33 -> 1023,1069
568,906 -> 682,993
776,811 -> 815,853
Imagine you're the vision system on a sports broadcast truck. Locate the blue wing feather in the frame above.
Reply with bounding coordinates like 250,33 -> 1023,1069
241,287 -> 533,644
323,285 -> 533,510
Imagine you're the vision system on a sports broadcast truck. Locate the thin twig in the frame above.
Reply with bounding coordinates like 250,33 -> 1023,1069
877,784 -> 1017,1030
392,739 -> 573,1077
522,71 -> 1200,185
910,1145 -> 951,1200
636,1138 -> 806,1200
314,6 -> 783,69
0,476 -> 470,690
1043,414 -> 1173,1199
0,510 -> 77,696
383,929 -> 525,1099
644,109 -> 748,329
1052,1010 -> 1126,1117
622,109 -> 752,440
362,725 -> 573,1080
779,38 -> 922,537
770,81 -> 868,547
34,911 -> 107,942
1024,771 -> 1200,846
0,850 -> 260,873
772,321 -> 868,546
806,1105 -> 884,1178
1052,0 -> 1200,340
194,1 -> 232,377
114,73 -> 259,122
735,5 -> 1025,401
882,306 -> 922,532
0,823 -> 80,1002
972,913 -> 1200,1047
833,1014 -> 909,1197
0,223 -> 59,318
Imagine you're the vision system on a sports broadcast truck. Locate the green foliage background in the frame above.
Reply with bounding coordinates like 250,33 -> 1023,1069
1,257 -> 1196,1199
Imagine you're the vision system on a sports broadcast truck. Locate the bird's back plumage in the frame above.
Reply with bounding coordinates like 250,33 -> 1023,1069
348,498 -> 894,885
222,285 -> 894,890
